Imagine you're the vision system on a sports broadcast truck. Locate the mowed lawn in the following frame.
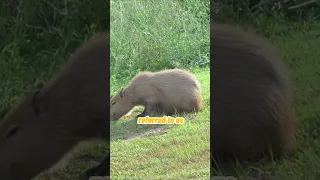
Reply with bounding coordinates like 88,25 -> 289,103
110,68 -> 210,179
211,20 -> 320,180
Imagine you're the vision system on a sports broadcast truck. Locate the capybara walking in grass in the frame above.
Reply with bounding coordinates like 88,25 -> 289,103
0,33 -> 110,179
110,69 -> 203,121
211,23 -> 296,163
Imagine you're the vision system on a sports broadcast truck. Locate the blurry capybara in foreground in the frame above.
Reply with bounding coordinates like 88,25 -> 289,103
211,23 -> 297,163
0,33 -> 110,179
110,69 -> 203,121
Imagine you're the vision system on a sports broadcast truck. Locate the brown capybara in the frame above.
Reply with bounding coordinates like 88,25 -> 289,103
110,69 -> 203,121
211,23 -> 296,163
0,33 -> 110,180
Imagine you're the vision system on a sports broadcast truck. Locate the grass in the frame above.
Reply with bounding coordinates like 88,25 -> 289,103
110,0 -> 209,94
0,0 -> 108,117
211,16 -> 320,180
110,0 -> 210,179
110,68 -> 210,179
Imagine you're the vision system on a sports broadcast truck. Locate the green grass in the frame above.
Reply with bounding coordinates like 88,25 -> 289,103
110,0 -> 210,179
110,0 -> 210,94
0,0 -> 108,117
211,18 -> 320,180
111,68 -> 210,179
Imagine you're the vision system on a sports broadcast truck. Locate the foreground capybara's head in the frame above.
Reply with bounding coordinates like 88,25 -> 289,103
0,82 -> 86,179
0,33 -> 110,179
0,81 -> 104,179
110,88 -> 133,121
0,83 -> 57,179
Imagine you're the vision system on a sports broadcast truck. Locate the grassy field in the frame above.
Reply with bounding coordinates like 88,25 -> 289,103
110,0 -> 210,179
110,0 -> 209,93
110,68 -> 210,179
211,17 -> 320,180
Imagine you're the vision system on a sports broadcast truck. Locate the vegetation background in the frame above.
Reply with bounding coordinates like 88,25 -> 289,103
0,0 -> 109,179
0,0 -> 109,117
110,0 -> 210,94
212,0 -> 320,180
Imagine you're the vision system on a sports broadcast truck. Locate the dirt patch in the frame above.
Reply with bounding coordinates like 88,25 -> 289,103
125,127 -> 168,141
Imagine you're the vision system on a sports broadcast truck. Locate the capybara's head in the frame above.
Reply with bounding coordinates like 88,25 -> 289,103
0,83 -> 78,179
0,33 -> 110,179
110,88 -> 133,121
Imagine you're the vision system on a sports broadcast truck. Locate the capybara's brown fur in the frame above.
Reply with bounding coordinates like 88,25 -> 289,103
211,23 -> 296,162
110,69 -> 203,121
0,33 -> 110,179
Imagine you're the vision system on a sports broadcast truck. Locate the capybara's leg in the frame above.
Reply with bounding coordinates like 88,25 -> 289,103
137,102 -> 158,118
143,102 -> 158,117
83,150 -> 110,179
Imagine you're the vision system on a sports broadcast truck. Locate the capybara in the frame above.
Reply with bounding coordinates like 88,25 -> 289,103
110,69 -> 203,121
211,23 -> 296,163
0,32 -> 110,180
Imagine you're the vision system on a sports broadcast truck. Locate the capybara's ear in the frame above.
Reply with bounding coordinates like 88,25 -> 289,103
119,88 -> 125,98
30,83 -> 48,116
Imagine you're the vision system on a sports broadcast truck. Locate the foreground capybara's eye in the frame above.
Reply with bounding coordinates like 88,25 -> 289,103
112,113 -> 115,116
112,101 -> 116,105
5,124 -> 21,138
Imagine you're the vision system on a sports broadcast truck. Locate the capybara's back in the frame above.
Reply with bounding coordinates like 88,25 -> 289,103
211,24 -> 296,161
145,69 -> 203,113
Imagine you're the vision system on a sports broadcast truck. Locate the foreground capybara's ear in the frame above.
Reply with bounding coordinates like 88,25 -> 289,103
119,88 -> 125,98
30,82 -> 48,115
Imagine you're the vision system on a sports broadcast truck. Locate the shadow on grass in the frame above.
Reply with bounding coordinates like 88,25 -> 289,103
110,106 -> 199,141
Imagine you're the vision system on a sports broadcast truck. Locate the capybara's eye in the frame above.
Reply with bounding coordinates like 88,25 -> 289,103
5,124 -> 21,138
112,101 -> 116,105
112,113 -> 115,116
